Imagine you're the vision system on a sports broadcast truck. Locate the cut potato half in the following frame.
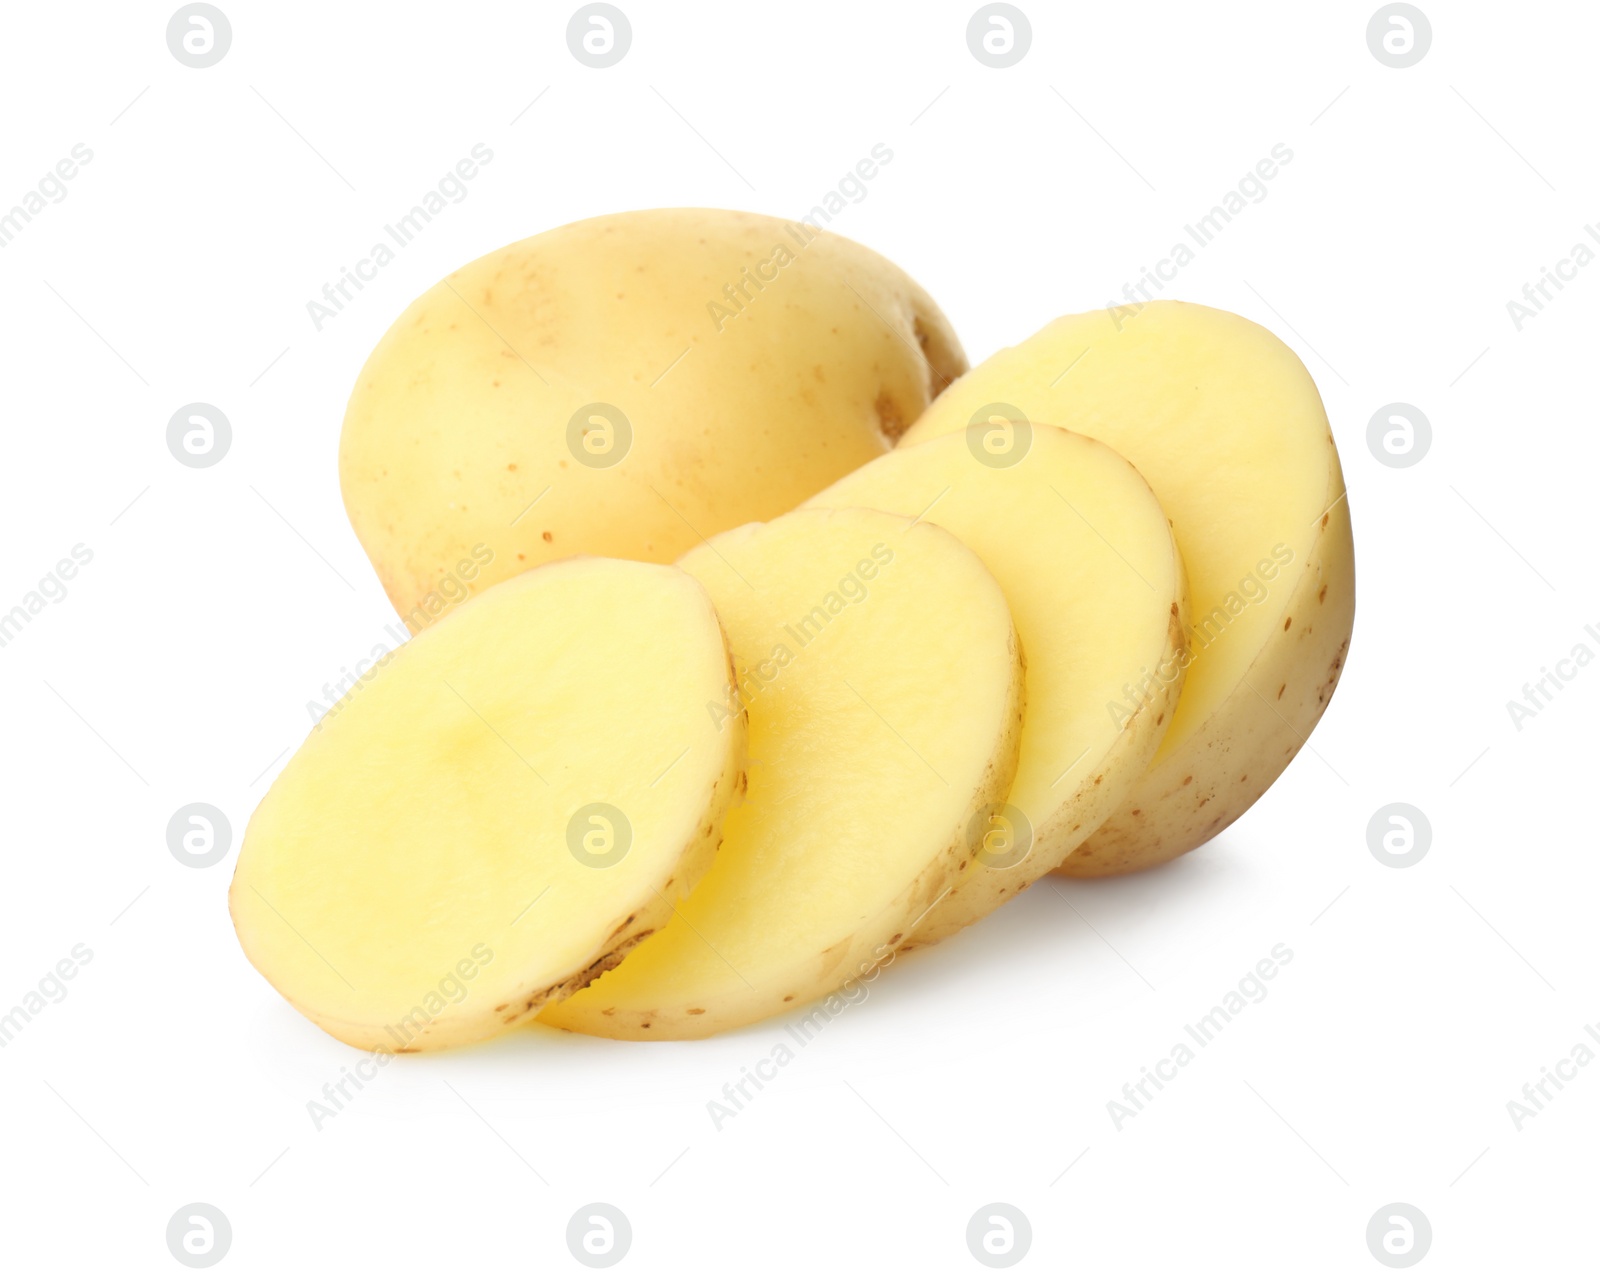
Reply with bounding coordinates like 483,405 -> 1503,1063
541,507 -> 1023,1039
903,300 -> 1355,874
230,558 -> 744,1052
805,426 -> 1185,941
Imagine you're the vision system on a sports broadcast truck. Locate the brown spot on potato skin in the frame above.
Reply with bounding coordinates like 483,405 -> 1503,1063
686,1008 -> 706,1015
1182,775 -> 1193,786
1284,616 -> 1292,630
874,391 -> 907,442
542,531 -> 553,543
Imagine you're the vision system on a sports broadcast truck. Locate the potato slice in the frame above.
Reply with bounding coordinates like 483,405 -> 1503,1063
804,426 -> 1185,941
903,300 -> 1355,874
230,558 -> 744,1052
541,507 -> 1023,1039
339,208 -> 967,628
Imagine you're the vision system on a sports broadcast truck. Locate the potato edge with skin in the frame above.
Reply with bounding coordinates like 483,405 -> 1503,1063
540,509 -> 1026,1040
902,300 -> 1354,876
801,426 -> 1189,945
228,557 -> 746,1053
1062,438 -> 1353,875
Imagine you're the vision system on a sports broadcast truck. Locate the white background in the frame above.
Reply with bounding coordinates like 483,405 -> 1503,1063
1,1 -> 1593,1268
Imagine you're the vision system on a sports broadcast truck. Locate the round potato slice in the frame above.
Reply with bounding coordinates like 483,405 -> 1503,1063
904,300 -> 1355,874
339,208 -> 967,628
805,426 -> 1185,942
541,507 -> 1023,1040
230,558 -> 744,1052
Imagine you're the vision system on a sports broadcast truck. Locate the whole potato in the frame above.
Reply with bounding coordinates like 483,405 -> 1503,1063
340,208 -> 966,626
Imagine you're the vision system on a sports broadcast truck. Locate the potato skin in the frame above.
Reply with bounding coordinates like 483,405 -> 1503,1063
244,718 -> 742,1053
541,621 -> 1026,1041
1059,434 -> 1354,876
227,561 -> 748,1054
906,543 -> 1189,946
339,208 -> 966,627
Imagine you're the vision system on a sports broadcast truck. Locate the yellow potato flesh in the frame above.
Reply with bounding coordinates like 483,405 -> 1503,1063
541,507 -> 1022,1039
905,301 -> 1354,872
805,426 -> 1184,939
339,208 -> 967,628
230,558 -> 743,1051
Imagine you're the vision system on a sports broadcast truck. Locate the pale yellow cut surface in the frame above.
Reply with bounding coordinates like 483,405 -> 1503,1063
904,301 -> 1354,873
230,558 -> 744,1051
805,426 -> 1185,940
340,208 -> 967,629
542,507 -> 1022,1039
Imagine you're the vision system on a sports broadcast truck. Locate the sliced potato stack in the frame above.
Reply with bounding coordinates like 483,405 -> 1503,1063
230,558 -> 744,1052
805,426 -> 1186,943
542,506 -> 1023,1040
905,300 -> 1355,875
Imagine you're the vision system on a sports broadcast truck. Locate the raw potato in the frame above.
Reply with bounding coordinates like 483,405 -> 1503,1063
339,208 -> 967,627
904,300 -> 1354,875
541,507 -> 1023,1040
230,558 -> 744,1052
805,426 -> 1185,941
